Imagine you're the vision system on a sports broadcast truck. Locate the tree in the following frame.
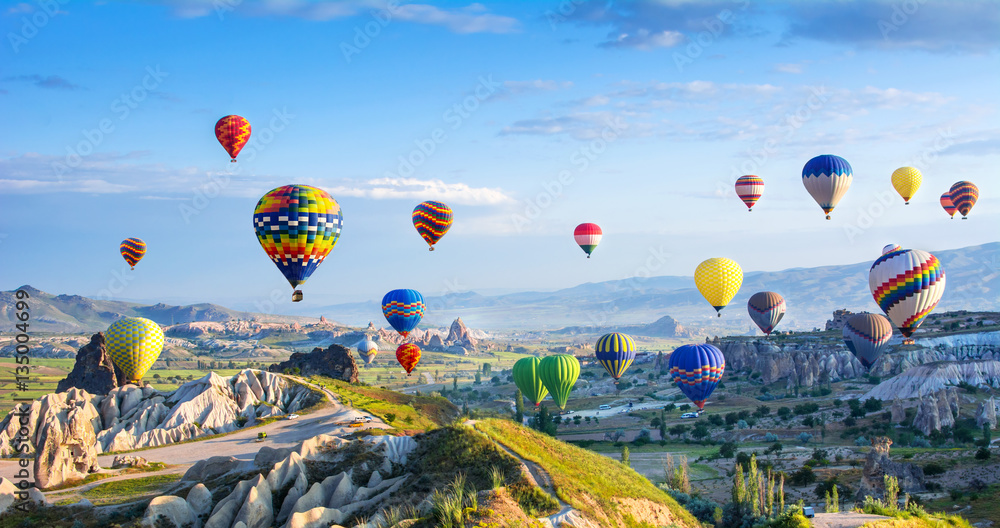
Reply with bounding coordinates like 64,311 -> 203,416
621,445 -> 630,467
482,363 -> 491,377
766,442 -> 783,457
474,372 -> 482,384
692,423 -> 710,440
753,405 -> 771,418
777,407 -> 791,419
514,388 -> 524,423
669,424 -> 690,439
719,441 -> 737,459
789,467 -> 816,486
725,412 -> 739,426
153,373 -> 161,379
976,447 -> 991,460
708,414 -> 724,426
453,377 -> 458,391
532,406 -> 557,436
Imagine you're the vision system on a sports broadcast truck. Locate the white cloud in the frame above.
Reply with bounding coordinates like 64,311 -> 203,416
327,177 -> 512,205
773,63 -> 804,74
0,178 -> 134,193
502,80 -> 573,95
601,29 -> 685,50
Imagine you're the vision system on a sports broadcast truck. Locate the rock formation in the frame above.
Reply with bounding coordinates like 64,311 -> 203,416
825,309 -> 855,331
268,344 -> 358,383
864,360 -> 1000,400
855,437 -> 925,502
445,317 -> 478,351
912,387 -> 960,436
32,388 -> 103,488
0,477 -> 45,515
719,340 -> 865,388
976,396 -> 997,430
55,333 -> 127,395
890,399 -> 906,424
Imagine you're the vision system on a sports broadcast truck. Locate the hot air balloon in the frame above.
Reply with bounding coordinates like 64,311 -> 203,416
120,237 -> 146,270
382,289 -> 425,337
574,223 -> 602,258
396,343 -> 421,375
869,249 -> 945,343
735,175 -> 764,212
512,357 -> 549,407
412,201 -> 453,251
882,244 -> 902,255
667,344 -> 725,411
595,333 -> 636,384
538,354 -> 580,410
357,338 -> 379,366
802,154 -> 853,220
747,292 -> 785,335
940,193 -> 957,219
949,181 -> 979,219
695,258 -> 743,317
106,317 -> 164,384
253,185 -> 343,302
891,166 -> 922,205
842,313 -> 893,369
215,115 -> 251,162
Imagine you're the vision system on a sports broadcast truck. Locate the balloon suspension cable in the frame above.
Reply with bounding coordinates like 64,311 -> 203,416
587,255 -> 591,259
718,313 -> 721,318
231,159 -> 237,163
963,216 -> 968,220
905,201 -> 910,205
429,247 -> 434,251
130,266 -> 135,270
826,215 -> 831,220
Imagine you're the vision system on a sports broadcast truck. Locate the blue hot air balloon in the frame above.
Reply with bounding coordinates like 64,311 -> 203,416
595,332 -> 636,384
802,154 -> 853,220
667,344 -> 725,411
382,289 -> 425,338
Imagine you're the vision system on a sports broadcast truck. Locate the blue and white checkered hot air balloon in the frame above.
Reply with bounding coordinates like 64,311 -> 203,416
802,154 -> 853,220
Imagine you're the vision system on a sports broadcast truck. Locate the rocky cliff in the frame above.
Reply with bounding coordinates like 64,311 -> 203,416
856,437 -> 925,502
863,360 -> 1000,400
268,344 -> 359,383
55,333 -> 127,395
719,340 -> 866,388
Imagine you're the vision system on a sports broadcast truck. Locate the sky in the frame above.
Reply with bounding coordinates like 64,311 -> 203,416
1,0 -> 998,319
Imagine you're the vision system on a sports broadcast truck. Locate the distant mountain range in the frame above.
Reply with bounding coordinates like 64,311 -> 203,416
314,242 -> 1000,333
0,286 -> 322,333
5,242 -> 996,335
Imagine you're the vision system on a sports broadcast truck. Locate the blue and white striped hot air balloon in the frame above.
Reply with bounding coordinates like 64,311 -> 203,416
802,154 -> 853,220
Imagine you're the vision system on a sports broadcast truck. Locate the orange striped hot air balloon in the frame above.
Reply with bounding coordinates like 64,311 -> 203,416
120,238 -> 146,270
215,115 -> 251,162
735,175 -> 764,211
940,193 -> 957,219
396,343 -> 421,375
949,181 -> 979,219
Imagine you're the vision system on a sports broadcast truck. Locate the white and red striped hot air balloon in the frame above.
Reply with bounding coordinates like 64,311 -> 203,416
869,249 -> 945,344
574,223 -> 602,258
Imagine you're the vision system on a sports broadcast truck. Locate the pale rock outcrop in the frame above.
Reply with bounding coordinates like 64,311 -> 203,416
206,478 -> 256,528
0,477 -> 45,514
268,344 -> 359,383
232,475 -> 273,528
326,472 -> 355,510
890,399 -> 906,424
912,387 -> 960,435
864,360 -> 1000,400
720,340 -> 864,388
141,495 -> 201,528
111,455 -> 148,468
977,396 -> 997,430
276,486 -> 302,526
33,388 -> 102,488
266,451 -> 310,497
855,437 -> 925,502
284,506 -> 346,528
186,483 -> 214,518
183,456 -> 252,482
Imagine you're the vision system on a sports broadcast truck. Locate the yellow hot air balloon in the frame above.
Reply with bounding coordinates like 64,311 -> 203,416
891,166 -> 922,205
695,258 -> 743,317
106,317 -> 165,384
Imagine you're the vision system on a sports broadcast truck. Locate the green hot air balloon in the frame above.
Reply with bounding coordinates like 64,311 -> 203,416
512,357 -> 549,407
538,354 -> 580,410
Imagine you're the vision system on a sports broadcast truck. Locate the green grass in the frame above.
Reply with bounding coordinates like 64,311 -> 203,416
475,418 -> 700,528
923,483 -> 1000,526
311,376 -> 459,431
81,473 -> 181,505
44,462 -> 170,491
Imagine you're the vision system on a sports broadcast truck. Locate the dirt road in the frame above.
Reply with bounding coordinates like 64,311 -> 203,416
810,512 -> 891,528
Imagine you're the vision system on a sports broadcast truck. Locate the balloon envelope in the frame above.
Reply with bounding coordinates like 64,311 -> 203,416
735,175 -> 764,211
512,357 -> 549,407
668,344 -> 725,411
891,166 -> 922,204
747,292 -> 785,335
253,185 -> 343,292
802,155 -> 853,219
215,115 -> 251,162
382,289 -> 425,337
357,338 -> 379,365
396,343 -> 421,375
120,237 -> 146,270
412,201 -> 453,250
595,333 -> 637,381
949,181 -> 979,219
695,258 -> 743,316
843,313 -> 893,369
538,354 -> 580,410
574,223 -> 602,258
869,249 -> 945,338
940,193 -> 957,219
882,244 -> 902,255
106,317 -> 164,383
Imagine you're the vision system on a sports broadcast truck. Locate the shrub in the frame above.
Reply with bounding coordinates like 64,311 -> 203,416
911,437 -> 931,448
854,436 -> 868,446
737,420 -> 749,429
719,441 -> 737,459
976,447 -> 991,460
777,407 -> 791,419
922,462 -> 945,476
797,432 -> 813,444
789,467 -> 816,486
763,433 -> 778,442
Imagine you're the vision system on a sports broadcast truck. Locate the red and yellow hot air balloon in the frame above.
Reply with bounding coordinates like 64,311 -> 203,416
735,175 -> 764,212
940,193 -> 957,219
949,181 -> 979,219
396,343 -> 421,375
120,238 -> 146,270
215,115 -> 251,162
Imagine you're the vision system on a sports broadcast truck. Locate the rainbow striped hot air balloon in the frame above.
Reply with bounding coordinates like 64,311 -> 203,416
747,292 -> 785,335
574,223 -> 602,258
396,343 -> 421,375
595,332 -> 636,384
215,115 -> 251,162
869,249 -> 945,342
667,344 -> 725,411
382,289 -> 425,337
802,155 -> 853,220
120,237 -> 146,270
695,258 -> 743,317
949,181 -> 979,219
106,317 -> 164,384
843,313 -> 893,369
882,244 -> 902,255
891,166 -> 922,205
735,175 -> 764,212
253,185 -> 343,301
940,193 -> 957,219
412,201 -> 453,251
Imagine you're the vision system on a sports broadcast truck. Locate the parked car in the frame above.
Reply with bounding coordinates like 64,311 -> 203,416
802,507 -> 815,518
562,410 -> 574,415
287,414 -> 299,419
680,412 -> 699,419
599,405 -> 611,410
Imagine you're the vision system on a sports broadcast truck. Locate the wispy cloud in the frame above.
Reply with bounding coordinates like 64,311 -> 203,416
2,74 -> 82,90
327,177 -> 512,205
599,29 -> 684,50
502,80 -> 573,96
772,62 -> 805,74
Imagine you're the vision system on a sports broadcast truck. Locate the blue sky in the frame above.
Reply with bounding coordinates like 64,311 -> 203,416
1,0 -> 998,318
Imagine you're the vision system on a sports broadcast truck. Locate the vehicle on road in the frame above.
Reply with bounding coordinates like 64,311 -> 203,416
680,412 -> 699,419
599,405 -> 611,410
287,414 -> 299,419
256,432 -> 267,442
802,507 -> 814,518
562,410 -> 574,415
